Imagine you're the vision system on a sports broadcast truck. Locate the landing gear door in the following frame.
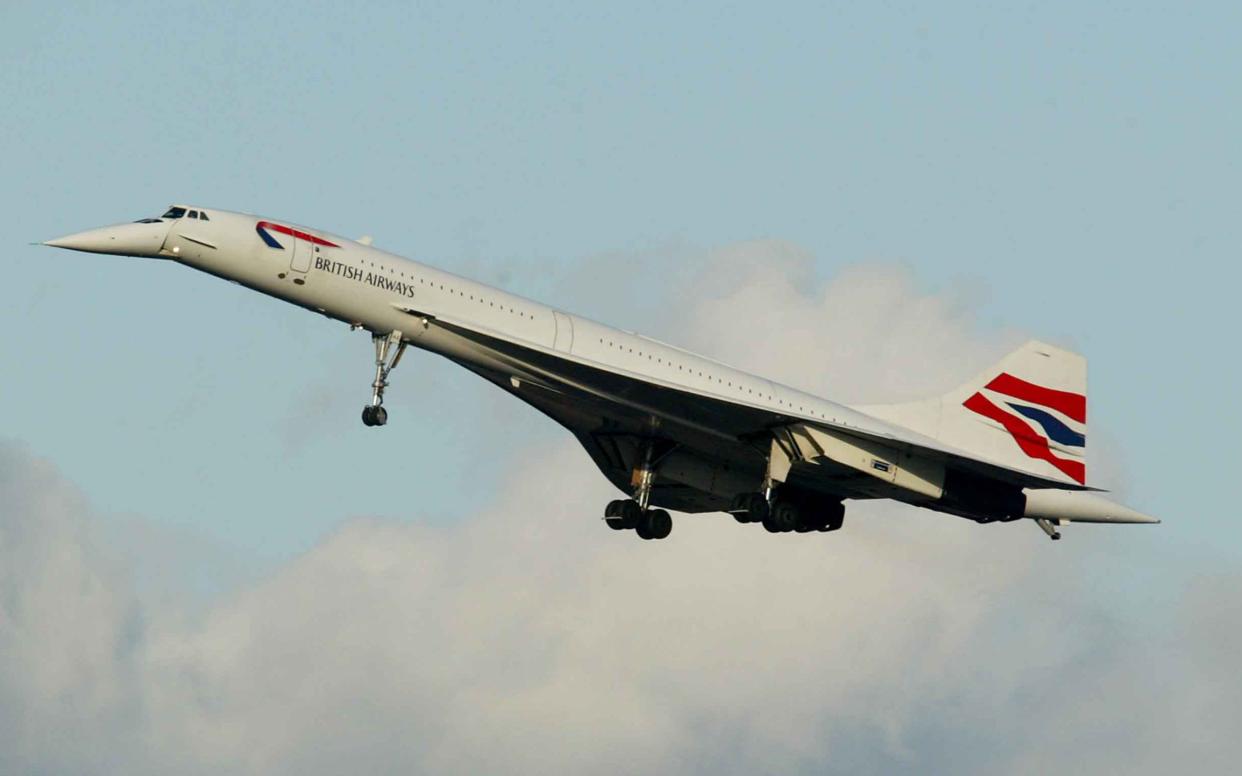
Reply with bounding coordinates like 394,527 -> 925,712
291,238 -> 313,274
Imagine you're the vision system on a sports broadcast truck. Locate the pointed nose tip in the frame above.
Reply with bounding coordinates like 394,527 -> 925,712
43,233 -> 93,250
42,222 -> 169,257
43,226 -> 126,253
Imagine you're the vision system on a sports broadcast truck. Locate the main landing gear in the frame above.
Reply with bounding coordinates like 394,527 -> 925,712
727,431 -> 845,535
604,439 -> 673,540
730,490 -> 845,534
361,331 -> 406,427
605,500 -> 673,540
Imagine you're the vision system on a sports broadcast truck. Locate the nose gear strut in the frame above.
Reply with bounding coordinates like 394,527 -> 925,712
362,330 -> 406,427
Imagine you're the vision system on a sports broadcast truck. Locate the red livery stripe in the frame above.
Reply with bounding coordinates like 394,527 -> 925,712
984,373 -> 1085,423
963,392 -> 1086,484
257,221 -> 340,248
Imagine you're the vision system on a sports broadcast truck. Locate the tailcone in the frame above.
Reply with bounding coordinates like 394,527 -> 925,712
1024,488 -> 1160,525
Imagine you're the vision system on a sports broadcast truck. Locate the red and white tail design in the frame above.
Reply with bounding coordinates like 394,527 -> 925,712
858,341 -> 1088,484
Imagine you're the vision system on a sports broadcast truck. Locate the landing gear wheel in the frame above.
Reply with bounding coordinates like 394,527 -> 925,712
796,508 -> 827,533
731,492 -> 769,524
604,500 -> 632,530
821,514 -> 844,532
764,500 -> 799,533
361,406 -> 388,427
605,499 -> 625,529
821,506 -> 845,533
635,508 -> 672,540
605,499 -> 642,530
646,509 -> 672,540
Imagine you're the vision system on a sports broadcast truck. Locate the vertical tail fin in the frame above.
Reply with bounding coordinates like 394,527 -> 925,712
857,341 -> 1088,485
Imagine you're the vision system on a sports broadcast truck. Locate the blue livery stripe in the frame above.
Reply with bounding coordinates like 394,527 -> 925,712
256,226 -> 284,249
1006,403 -> 1085,447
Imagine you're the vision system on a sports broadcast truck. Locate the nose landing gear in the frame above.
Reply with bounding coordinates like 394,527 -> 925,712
361,330 -> 406,427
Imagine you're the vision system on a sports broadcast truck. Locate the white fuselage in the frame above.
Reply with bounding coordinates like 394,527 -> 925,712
170,208 -> 892,443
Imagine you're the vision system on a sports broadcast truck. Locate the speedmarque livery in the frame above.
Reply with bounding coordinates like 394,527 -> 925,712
45,206 -> 1159,541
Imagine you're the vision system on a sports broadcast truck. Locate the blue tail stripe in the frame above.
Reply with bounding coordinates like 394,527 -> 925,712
1007,403 -> 1085,447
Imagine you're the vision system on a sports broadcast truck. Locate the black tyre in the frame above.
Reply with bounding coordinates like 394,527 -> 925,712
732,493 -> 769,524
797,510 -> 827,532
821,516 -> 844,532
769,501 -> 799,533
619,500 -> 642,529
812,501 -> 845,532
729,494 -> 751,523
744,493 -> 769,524
361,406 -> 376,426
605,517 -> 628,530
647,509 -> 672,540
373,406 -> 388,426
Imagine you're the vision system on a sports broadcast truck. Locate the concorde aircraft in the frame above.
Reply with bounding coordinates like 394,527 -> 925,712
44,206 -> 1159,541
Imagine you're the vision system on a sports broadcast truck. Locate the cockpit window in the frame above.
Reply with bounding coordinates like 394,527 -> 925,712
198,211 -> 209,221
188,210 -> 199,219
162,207 -> 186,219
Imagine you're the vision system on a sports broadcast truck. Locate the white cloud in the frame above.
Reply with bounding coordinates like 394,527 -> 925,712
0,444 -> 143,773
0,243 -> 1230,774
673,241 -> 1021,403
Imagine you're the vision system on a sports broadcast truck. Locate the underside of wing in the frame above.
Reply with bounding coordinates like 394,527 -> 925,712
400,310 -> 1094,518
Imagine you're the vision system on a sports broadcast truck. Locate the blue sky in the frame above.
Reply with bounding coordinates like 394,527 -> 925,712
0,4 -> 1237,771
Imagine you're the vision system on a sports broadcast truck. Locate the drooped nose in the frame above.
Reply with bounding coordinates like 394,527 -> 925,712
44,220 -> 170,257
